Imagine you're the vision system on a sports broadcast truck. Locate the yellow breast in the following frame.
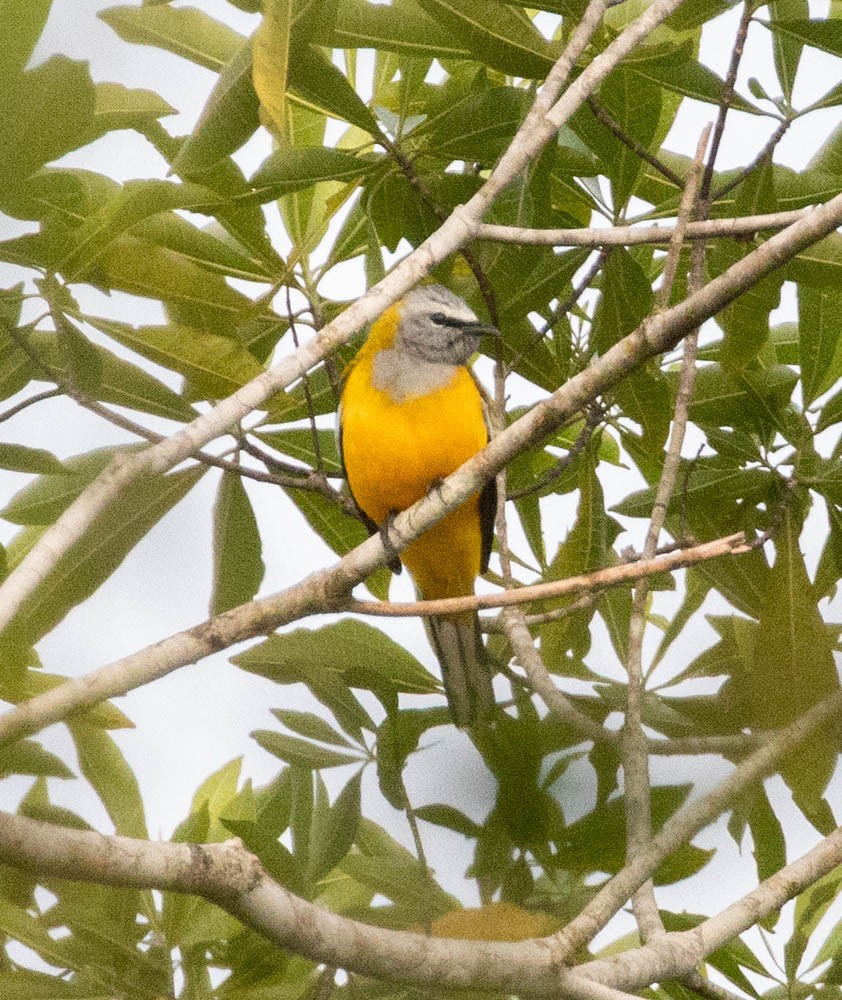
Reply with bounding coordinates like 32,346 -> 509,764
339,339 -> 488,599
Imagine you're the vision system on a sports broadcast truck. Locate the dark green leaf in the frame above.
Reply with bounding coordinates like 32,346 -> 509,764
308,769 -> 363,882
768,18 -> 842,61
211,472 -> 265,615
799,284 -> 842,405
318,0 -> 472,59
417,0 -> 556,78
0,444 -> 66,476
173,40 -> 260,177
288,43 -> 378,134
250,146 -> 375,202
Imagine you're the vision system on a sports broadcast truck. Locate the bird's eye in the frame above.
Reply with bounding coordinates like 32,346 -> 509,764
429,312 -> 447,325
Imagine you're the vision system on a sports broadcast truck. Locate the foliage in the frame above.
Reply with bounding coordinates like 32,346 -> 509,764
0,0 -> 841,997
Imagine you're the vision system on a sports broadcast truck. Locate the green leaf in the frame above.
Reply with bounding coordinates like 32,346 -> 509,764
69,722 -> 148,839
375,706 -> 451,807
54,180 -> 222,282
769,0 -> 808,101
799,284 -> 842,405
417,0 -> 556,78
629,45 -> 760,114
253,0 -> 293,138
211,472 -> 265,615
235,621 -> 437,700
0,899 -> 76,973
685,363 -> 798,430
288,43 -> 378,134
90,81 -> 176,134
234,627 -> 385,740
0,739 -> 74,779
0,57 -> 96,187
26,328 -> 199,424
751,510 -> 839,816
89,317 -> 264,400
0,444 -> 66,476
252,730 -> 364,769
271,708 -> 357,748
786,866 -> 842,979
3,466 -> 205,651
0,0 -> 52,80
255,427 -> 343,475
768,17 -> 842,61
129,211 -> 275,284
415,803 -> 483,838
323,0 -> 472,59
282,485 -> 390,600
173,40 -> 260,177
99,4 -> 242,71
250,146 -> 374,202
0,446 -> 138,525
412,86 -> 528,164
308,769 -> 363,882
93,235 -> 254,337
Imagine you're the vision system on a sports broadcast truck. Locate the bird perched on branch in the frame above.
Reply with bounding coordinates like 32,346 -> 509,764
339,285 -> 498,727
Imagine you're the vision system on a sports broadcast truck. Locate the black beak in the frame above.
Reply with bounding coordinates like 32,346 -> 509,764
464,321 -> 500,340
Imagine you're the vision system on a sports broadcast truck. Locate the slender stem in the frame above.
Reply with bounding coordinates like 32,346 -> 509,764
623,127 -> 709,943
0,387 -> 62,424
587,96 -> 684,187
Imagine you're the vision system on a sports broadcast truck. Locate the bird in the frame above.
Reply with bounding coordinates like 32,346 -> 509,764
339,284 -> 499,727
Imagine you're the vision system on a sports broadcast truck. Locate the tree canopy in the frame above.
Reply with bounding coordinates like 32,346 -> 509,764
1,0 -> 842,997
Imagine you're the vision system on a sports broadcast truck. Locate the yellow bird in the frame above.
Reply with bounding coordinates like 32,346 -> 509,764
339,285 -> 498,727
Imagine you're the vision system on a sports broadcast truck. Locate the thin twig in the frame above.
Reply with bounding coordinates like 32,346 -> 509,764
699,1 -> 753,210
348,533 -> 748,619
507,404 -> 603,500
587,96 -> 684,187
0,387 -> 62,424
711,119 -> 791,203
623,126 -> 709,944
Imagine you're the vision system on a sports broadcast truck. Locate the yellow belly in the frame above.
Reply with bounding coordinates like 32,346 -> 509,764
341,358 -> 487,599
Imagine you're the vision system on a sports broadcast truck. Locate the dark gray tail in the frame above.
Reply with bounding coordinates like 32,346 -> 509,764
427,611 -> 495,728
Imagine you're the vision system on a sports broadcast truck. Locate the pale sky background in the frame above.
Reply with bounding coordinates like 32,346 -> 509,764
1,0 -> 842,984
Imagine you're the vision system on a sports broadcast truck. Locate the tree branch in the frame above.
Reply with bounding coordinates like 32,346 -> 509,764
475,210 -> 808,247
580,823 -> 842,991
623,126 -> 709,943
548,687 -> 842,962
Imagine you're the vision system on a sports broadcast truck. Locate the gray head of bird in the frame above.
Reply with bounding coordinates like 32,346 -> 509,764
396,285 -> 499,366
